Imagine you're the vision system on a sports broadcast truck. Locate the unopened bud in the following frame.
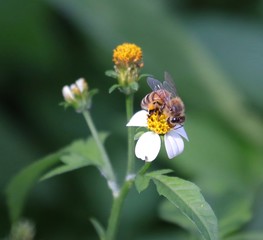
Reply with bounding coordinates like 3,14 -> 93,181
108,43 -> 144,95
62,86 -> 75,103
61,78 -> 96,112
75,78 -> 88,92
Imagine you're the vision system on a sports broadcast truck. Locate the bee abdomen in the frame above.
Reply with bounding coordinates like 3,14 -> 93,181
141,92 -> 163,110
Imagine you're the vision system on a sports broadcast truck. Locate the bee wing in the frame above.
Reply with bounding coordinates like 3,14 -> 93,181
163,72 -> 178,97
146,77 -> 163,91
147,76 -> 171,103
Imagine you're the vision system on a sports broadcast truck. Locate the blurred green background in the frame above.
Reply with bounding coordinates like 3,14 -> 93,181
1,0 -> 263,239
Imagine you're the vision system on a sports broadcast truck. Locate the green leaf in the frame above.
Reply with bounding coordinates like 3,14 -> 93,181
5,133 -> 109,223
224,232 -> 263,240
149,173 -> 218,240
67,133 -> 108,162
40,154 -> 92,181
135,169 -> 173,193
135,174 -> 151,193
87,88 -> 99,109
90,218 -> 105,240
160,195 -> 253,239
5,151 -> 63,223
138,73 -> 152,81
159,200 -> 200,235
88,88 -> 99,98
147,169 -> 174,177
108,84 -> 120,94
105,70 -> 118,79
129,81 -> 139,91
41,133 -> 109,180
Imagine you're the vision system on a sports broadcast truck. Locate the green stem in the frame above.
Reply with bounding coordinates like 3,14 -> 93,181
138,162 -> 151,175
105,177 -> 134,240
105,93 -> 136,239
126,94 -> 135,176
105,163 -> 151,240
82,110 -> 118,195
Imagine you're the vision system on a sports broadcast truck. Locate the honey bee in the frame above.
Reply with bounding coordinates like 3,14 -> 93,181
141,72 -> 185,128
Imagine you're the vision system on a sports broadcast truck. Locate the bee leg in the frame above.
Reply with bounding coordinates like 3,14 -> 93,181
148,109 -> 155,115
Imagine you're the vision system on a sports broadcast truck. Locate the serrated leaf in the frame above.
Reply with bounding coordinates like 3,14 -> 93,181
41,133 -> 109,180
160,196 -> 253,239
108,84 -> 120,94
90,218 -> 105,240
159,200 -> 199,235
150,174 -> 218,240
5,151 -> 63,223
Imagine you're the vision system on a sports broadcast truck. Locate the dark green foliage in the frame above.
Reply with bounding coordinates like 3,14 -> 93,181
1,0 -> 263,239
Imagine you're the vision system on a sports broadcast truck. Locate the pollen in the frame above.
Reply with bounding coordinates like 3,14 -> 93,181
113,43 -> 143,67
147,111 -> 172,135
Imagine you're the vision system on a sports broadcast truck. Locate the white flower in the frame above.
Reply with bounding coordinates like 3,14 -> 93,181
127,110 -> 189,162
62,78 -> 91,112
62,85 -> 75,102
75,78 -> 88,93
62,78 -> 88,103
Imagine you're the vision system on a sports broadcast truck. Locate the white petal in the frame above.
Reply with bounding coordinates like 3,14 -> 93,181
126,110 -> 148,127
174,126 -> 189,141
135,132 -> 161,162
75,78 -> 87,92
164,131 -> 184,159
62,86 -> 75,101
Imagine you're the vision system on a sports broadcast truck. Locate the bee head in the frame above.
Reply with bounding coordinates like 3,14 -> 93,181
168,116 -> 185,127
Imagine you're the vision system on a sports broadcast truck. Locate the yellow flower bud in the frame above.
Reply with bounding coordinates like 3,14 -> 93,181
113,43 -> 143,68
109,43 -> 144,95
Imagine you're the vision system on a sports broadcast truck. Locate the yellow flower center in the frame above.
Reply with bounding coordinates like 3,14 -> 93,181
147,111 -> 172,135
71,85 -> 81,95
113,43 -> 143,67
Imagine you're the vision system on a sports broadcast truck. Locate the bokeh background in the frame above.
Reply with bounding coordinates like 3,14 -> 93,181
1,0 -> 263,239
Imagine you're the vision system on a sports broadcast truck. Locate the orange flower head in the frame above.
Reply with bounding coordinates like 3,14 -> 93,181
113,43 -> 143,68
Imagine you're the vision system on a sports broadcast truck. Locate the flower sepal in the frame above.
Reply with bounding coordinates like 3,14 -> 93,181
119,81 -> 139,95
105,70 -> 118,79
108,84 -> 121,94
108,80 -> 140,95
85,88 -> 99,109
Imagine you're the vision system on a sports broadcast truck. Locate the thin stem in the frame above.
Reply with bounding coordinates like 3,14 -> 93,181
126,93 -> 135,176
105,177 -> 134,240
138,162 -> 151,175
82,110 -> 118,195
105,163 -> 151,240
105,93 -> 136,239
